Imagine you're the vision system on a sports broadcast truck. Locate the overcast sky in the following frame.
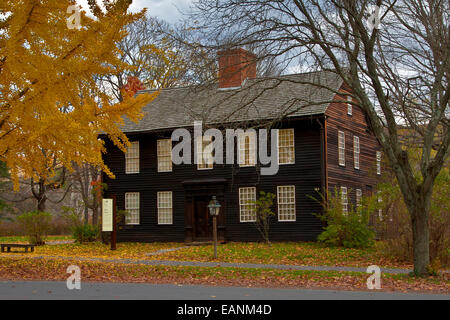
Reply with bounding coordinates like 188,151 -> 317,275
77,0 -> 193,24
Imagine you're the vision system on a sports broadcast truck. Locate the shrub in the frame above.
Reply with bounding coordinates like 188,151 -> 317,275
311,188 -> 377,249
16,211 -> 52,245
60,206 -> 99,243
250,191 -> 276,244
71,224 -> 99,243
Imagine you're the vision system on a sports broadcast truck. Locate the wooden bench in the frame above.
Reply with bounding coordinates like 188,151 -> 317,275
0,243 -> 35,253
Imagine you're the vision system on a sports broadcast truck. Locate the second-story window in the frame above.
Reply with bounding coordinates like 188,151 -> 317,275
157,139 -> 172,172
197,136 -> 213,170
338,131 -> 345,166
125,141 -> 139,174
278,128 -> 295,164
354,136 -> 360,169
238,131 -> 256,167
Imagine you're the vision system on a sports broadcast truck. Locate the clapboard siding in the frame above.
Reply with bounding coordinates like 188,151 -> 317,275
325,85 -> 381,205
102,118 -> 324,242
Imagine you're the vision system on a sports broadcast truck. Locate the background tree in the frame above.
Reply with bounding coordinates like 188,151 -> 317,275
182,0 -> 449,276
0,0 -> 158,188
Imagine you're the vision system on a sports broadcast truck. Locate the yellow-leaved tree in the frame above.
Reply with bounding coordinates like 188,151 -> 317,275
0,0 -> 158,189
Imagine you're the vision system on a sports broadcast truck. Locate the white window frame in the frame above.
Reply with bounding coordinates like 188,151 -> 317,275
238,131 -> 256,167
354,136 -> 360,170
341,186 -> 348,214
125,192 -> 140,225
338,131 -> 346,166
278,128 -> 295,165
277,185 -> 296,222
376,151 -> 382,175
157,191 -> 173,225
347,95 -> 352,116
239,187 -> 256,222
157,139 -> 172,172
356,189 -> 362,207
125,141 -> 139,174
197,136 -> 213,170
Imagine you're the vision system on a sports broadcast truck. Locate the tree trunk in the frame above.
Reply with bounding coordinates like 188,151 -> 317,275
410,201 -> 430,276
37,196 -> 46,212
84,206 -> 89,225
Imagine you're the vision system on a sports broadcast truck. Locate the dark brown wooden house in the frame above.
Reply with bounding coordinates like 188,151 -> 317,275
102,49 -> 382,243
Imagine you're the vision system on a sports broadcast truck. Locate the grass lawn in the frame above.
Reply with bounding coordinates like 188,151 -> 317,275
0,238 -> 415,269
157,241 -> 414,269
0,235 -> 72,243
0,256 -> 448,294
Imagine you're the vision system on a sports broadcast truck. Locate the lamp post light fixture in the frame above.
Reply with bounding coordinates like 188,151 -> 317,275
208,196 -> 221,259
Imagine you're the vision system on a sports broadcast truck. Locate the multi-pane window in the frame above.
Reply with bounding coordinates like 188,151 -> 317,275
157,191 -> 173,224
376,151 -> 382,175
354,136 -> 360,169
338,131 -> 346,166
125,141 -> 139,174
278,129 -> 295,164
239,187 -> 256,222
157,139 -> 172,172
356,189 -> 362,207
238,131 -> 256,166
347,95 -> 352,115
341,186 -> 348,214
277,186 -> 296,222
197,136 -> 213,169
125,192 -> 139,225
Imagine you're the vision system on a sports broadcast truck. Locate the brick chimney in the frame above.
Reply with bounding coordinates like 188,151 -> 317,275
218,48 -> 257,89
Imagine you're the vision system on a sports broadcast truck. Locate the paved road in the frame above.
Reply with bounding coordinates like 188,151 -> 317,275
0,281 -> 448,300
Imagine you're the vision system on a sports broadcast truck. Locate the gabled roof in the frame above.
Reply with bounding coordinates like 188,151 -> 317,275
120,70 -> 344,133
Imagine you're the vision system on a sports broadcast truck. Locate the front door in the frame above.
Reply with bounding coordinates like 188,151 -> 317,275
194,197 -> 212,240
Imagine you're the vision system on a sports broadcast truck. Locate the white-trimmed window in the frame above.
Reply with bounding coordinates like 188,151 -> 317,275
338,131 -> 345,166
197,136 -> 213,170
277,186 -> 296,221
157,139 -> 172,172
239,187 -> 256,222
157,191 -> 173,224
125,141 -> 139,174
125,192 -> 140,225
341,186 -> 348,214
376,151 -> 382,175
347,95 -> 353,115
356,189 -> 362,207
238,131 -> 256,167
278,129 -> 295,164
354,136 -> 360,169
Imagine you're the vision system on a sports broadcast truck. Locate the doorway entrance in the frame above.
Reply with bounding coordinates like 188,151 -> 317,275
193,196 -> 212,240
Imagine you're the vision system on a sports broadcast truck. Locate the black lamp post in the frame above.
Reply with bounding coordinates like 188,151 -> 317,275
208,196 -> 221,259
